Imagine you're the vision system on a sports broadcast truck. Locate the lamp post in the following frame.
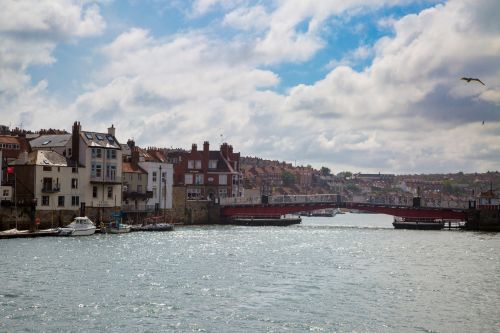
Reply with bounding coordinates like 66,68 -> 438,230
158,164 -> 162,217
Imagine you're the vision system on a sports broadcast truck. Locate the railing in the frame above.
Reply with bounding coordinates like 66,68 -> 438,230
220,194 -> 341,206
41,186 -> 61,193
121,203 -> 156,212
219,193 -> 470,210
90,176 -> 120,183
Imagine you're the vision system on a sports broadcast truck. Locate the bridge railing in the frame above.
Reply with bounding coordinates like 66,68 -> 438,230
219,194 -> 341,206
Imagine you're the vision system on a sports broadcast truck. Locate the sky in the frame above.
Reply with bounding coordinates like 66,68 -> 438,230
1,0 -> 499,174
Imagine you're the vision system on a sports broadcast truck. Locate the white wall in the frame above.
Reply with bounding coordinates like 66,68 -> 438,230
138,161 -> 173,209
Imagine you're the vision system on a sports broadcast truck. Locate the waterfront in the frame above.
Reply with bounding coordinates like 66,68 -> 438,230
1,214 -> 499,332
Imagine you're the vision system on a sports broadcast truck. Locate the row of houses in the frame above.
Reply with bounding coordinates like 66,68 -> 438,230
0,122 -> 243,223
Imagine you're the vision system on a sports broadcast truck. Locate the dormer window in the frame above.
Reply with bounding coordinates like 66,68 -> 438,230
209,160 -> 217,169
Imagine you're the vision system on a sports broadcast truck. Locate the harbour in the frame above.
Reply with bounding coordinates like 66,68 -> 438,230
1,213 -> 499,332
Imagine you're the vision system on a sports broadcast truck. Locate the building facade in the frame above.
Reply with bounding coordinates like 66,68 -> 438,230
173,142 -> 243,200
71,122 -> 123,221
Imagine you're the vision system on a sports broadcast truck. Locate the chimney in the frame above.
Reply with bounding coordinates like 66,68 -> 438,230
131,147 -> 140,167
191,143 -> 197,152
228,145 -> 233,159
71,121 -> 81,163
127,139 -> 135,150
221,143 -> 229,159
203,141 -> 209,171
108,124 -> 115,137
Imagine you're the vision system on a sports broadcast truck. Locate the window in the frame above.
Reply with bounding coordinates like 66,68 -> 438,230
195,160 -> 202,169
233,175 -> 238,185
219,175 -> 227,185
185,174 -> 193,185
218,188 -> 227,198
42,196 -> 49,206
85,132 -> 94,140
43,166 -> 52,172
95,134 -> 104,141
188,160 -> 194,169
162,172 -> 166,181
91,163 -> 102,178
58,196 -> 65,207
67,148 -> 72,157
195,174 -> 204,185
3,189 -> 10,197
71,196 -> 79,206
71,178 -> 78,189
91,148 -> 102,158
107,186 -> 113,199
209,160 -> 217,169
152,172 -> 157,182
93,186 -> 98,198
187,188 -> 201,200
106,165 -> 116,180
106,149 -> 117,159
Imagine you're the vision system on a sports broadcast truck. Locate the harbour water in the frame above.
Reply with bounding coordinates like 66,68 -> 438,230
1,213 -> 499,332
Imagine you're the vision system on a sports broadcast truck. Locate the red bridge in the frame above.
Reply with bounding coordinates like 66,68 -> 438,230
220,194 -> 468,220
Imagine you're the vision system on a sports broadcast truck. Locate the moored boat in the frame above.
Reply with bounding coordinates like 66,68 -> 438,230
106,211 -> 131,234
393,217 -> 444,230
58,216 -> 96,236
130,223 -> 174,232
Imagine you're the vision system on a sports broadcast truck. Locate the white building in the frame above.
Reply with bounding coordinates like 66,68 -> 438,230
71,122 -> 123,220
137,149 -> 173,210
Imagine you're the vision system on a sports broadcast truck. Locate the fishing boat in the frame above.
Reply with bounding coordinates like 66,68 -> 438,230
58,216 -> 96,236
107,211 -> 131,234
392,217 -> 444,230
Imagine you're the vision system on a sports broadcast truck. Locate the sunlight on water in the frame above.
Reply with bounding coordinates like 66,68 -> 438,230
1,213 -> 499,332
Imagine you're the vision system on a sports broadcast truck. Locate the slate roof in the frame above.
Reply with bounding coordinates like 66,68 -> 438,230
81,131 -> 121,149
14,150 -> 71,166
29,134 -> 71,149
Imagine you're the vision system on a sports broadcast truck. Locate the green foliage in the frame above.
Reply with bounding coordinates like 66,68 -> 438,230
281,171 -> 297,186
320,167 -> 331,176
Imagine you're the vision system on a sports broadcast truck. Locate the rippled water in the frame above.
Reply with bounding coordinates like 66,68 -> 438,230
1,213 -> 499,332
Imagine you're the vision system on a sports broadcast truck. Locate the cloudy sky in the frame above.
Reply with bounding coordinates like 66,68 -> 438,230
1,0 -> 499,174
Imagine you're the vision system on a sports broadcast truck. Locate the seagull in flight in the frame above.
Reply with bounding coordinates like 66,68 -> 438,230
461,77 -> 485,86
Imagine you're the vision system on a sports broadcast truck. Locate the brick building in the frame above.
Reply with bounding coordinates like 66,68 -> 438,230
173,142 -> 243,200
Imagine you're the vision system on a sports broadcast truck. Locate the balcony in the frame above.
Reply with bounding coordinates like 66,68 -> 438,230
41,185 -> 60,193
90,176 -> 122,184
123,191 -> 153,200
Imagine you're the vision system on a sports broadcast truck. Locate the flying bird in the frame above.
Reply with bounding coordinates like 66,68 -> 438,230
461,77 -> 485,86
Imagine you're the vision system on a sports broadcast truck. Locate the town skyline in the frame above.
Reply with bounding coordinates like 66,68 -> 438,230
1,0 -> 499,174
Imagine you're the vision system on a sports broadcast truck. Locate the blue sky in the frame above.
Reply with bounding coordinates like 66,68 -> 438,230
1,0 -> 499,173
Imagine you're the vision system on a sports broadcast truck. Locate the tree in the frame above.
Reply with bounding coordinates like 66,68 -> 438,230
320,166 -> 331,176
281,171 -> 296,186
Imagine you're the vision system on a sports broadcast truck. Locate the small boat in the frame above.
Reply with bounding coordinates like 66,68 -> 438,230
107,210 -> 131,234
59,216 -> 96,236
107,223 -> 131,234
393,217 -> 444,230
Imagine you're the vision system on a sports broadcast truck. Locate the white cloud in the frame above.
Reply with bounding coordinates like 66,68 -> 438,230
0,0 -> 106,130
1,0 -> 499,174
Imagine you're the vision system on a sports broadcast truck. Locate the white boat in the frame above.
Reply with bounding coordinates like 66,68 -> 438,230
59,216 -> 96,236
